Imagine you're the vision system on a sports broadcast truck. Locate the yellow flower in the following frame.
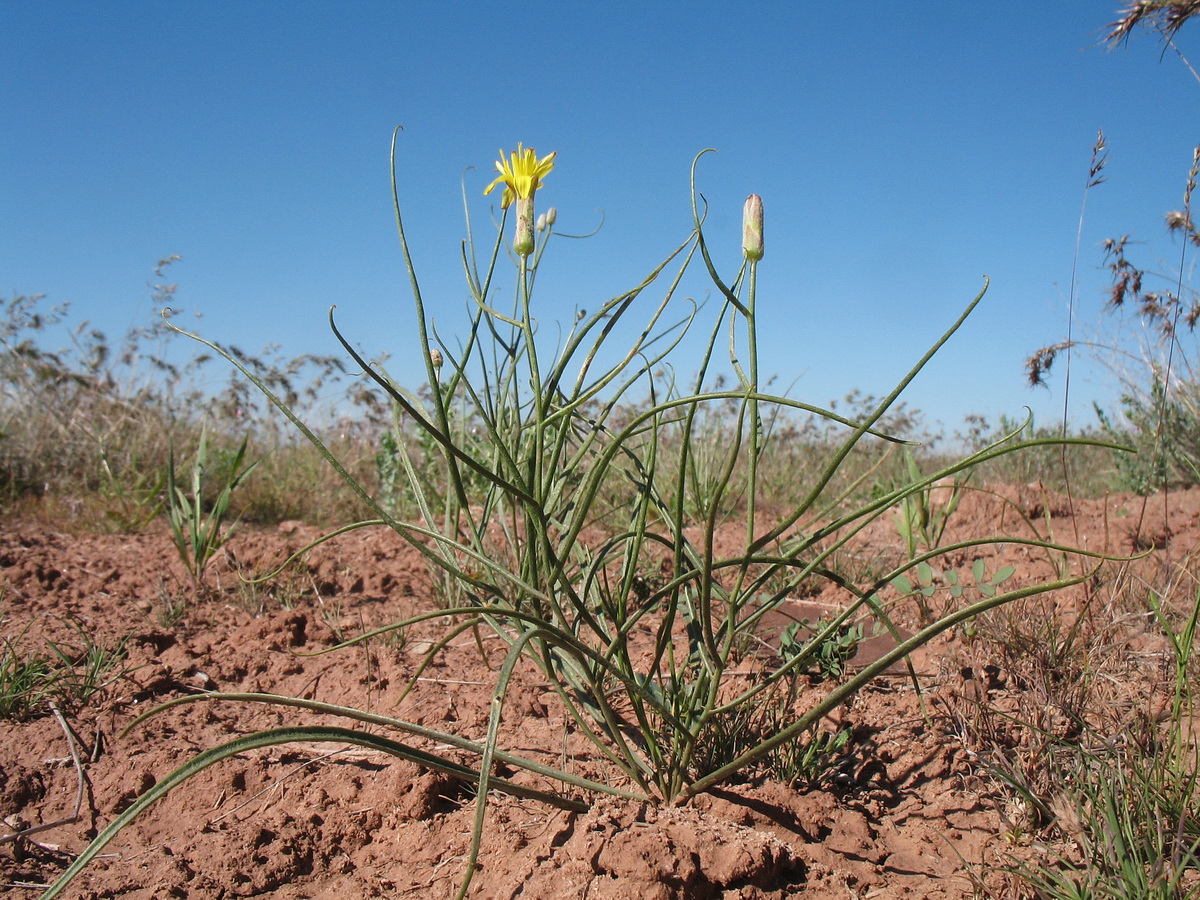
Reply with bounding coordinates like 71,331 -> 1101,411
483,144 -> 556,209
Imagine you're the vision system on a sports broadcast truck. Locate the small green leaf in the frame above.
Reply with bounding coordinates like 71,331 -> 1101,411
949,584 -> 963,599
978,583 -> 995,598
916,562 -> 934,586
991,565 -> 1016,586
945,570 -> 959,586
892,575 -> 913,594
972,559 -> 985,583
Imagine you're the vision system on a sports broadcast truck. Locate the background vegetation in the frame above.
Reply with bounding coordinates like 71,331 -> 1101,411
0,279 -> 1129,536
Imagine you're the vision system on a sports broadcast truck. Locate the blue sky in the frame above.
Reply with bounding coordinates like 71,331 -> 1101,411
5,1 -> 1199,437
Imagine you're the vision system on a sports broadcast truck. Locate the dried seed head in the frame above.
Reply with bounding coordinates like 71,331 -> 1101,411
742,194 -> 764,262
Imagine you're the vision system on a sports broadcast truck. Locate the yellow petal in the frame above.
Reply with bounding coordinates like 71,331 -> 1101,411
482,174 -> 505,196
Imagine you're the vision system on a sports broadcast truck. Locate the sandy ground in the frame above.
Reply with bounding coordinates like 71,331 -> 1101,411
2,484 -> 1197,898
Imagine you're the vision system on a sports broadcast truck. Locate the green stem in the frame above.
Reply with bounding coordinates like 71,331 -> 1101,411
745,259 -> 760,539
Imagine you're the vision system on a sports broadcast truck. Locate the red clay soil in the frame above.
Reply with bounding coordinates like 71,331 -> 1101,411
1,484 -> 1198,899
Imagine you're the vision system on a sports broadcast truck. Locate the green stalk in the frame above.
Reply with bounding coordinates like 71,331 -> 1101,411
744,258 -> 760,545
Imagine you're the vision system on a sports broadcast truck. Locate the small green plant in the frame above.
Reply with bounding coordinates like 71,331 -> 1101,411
152,578 -> 189,627
0,634 -> 55,721
892,558 -> 1017,626
165,429 -> 258,590
894,448 -> 969,560
1095,378 -> 1200,494
95,450 -> 166,533
40,141 -> 1127,900
0,623 -> 128,721
779,617 -> 863,681
49,632 -> 130,711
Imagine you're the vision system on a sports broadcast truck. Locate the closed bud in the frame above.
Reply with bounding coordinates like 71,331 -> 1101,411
430,348 -> 444,371
536,213 -> 547,232
742,194 -> 764,262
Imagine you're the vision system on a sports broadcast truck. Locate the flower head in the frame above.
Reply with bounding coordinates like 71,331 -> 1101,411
483,144 -> 556,209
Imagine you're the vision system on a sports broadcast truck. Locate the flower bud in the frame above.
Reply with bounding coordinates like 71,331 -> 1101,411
514,195 -> 536,257
742,194 -> 764,262
536,207 -> 558,233
430,348 -> 443,372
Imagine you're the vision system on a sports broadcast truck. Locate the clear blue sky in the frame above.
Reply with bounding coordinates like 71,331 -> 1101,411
5,1 -> 1198,436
